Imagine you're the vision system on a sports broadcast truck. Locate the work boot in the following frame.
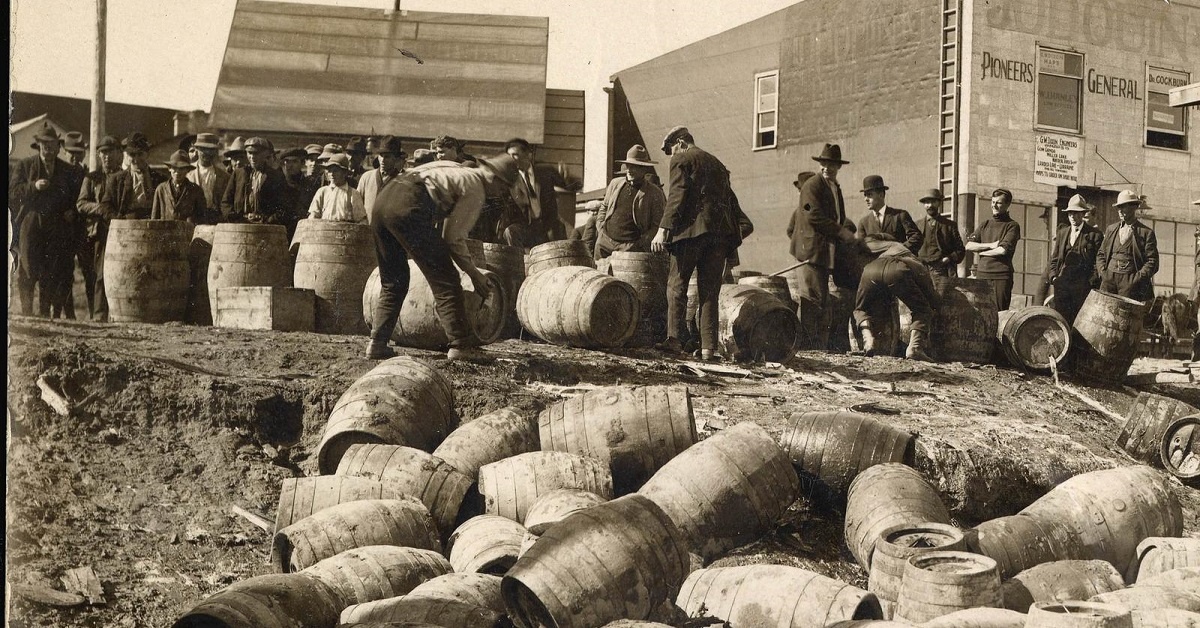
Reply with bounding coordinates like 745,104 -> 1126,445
654,337 -> 684,355
447,346 -> 491,363
365,341 -> 396,360
859,324 -> 877,357
906,330 -> 935,362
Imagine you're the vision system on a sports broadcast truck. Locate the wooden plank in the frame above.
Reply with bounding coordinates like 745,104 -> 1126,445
541,134 -> 585,151
411,12 -> 547,28
415,22 -> 547,47
228,28 -> 548,65
538,147 -> 584,166
223,47 -> 328,72
240,1 -> 547,29
220,66 -> 547,102
1169,83 -> 1200,107
546,88 -> 585,98
214,287 -> 315,332
214,84 -> 472,118
544,121 -> 585,137
468,99 -> 546,122
213,105 -> 545,144
326,54 -> 545,83
545,94 -> 585,110
234,11 -> 404,39
544,108 -> 585,123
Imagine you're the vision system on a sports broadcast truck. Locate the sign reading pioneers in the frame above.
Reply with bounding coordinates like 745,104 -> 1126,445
1034,134 -> 1082,186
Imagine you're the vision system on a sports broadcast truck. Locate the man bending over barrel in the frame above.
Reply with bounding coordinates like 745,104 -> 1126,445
365,153 -> 520,361
854,237 -> 940,361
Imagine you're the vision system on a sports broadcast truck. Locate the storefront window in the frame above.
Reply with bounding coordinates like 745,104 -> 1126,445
754,71 -> 778,150
1146,66 -> 1189,151
1035,47 -> 1084,134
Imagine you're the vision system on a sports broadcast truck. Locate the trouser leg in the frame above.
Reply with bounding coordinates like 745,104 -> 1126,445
92,235 -> 108,321
666,239 -> 701,344
1052,284 -> 1088,324
792,264 -> 830,350
369,215 -> 412,346
401,218 -> 477,347
694,236 -> 732,352
986,276 -> 1013,311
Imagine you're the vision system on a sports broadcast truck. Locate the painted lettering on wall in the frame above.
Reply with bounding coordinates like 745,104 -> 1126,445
986,0 -> 1190,62
980,51 -> 1034,82
1087,69 -> 1142,100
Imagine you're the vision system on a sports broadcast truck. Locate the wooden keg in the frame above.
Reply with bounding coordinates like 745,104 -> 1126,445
300,546 -> 451,609
922,608 -> 1028,628
739,275 -> 796,311
996,306 -> 1071,372
1001,560 -> 1126,612
677,565 -> 883,627
845,463 -> 951,570
171,573 -> 341,628
516,266 -> 639,348
272,475 -> 389,537
1137,567 -> 1200,593
292,219 -> 376,335
969,514 -> 1072,580
448,515 -> 527,575
408,573 -> 504,612
362,264 -> 506,349
525,240 -> 594,276
206,223 -> 292,322
1070,290 -> 1148,382
481,242 -> 526,338
188,224 -> 215,325
868,523 -> 967,608
779,410 -> 914,497
717,283 -> 798,362
523,489 -> 607,535
340,595 -> 504,627
103,219 -> 193,323
1133,537 -> 1200,583
895,551 -> 1002,623
432,407 -> 540,480
1117,394 -> 1198,467
1161,416 -> 1199,488
1026,601 -> 1133,628
272,498 -> 440,573
608,251 -> 670,347
932,277 -> 998,363
477,451 -> 613,523
1091,586 -> 1200,613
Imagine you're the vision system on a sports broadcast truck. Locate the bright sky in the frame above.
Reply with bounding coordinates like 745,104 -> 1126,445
9,0 -> 797,189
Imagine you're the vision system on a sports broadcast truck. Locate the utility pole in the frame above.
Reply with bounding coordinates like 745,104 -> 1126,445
90,0 -> 106,171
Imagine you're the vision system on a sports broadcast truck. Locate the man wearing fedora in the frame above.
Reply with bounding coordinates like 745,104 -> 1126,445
308,153 -> 367,223
10,123 -> 80,317
965,188 -> 1021,311
222,136 -> 248,172
63,131 -> 89,174
502,138 -> 571,247
152,150 -> 206,223
1048,194 -> 1103,323
365,152 -> 519,362
594,144 -> 666,259
188,132 -> 230,224
358,135 -> 406,217
76,134 -> 123,320
221,137 -> 290,225
790,143 -> 860,350
857,175 -> 922,253
915,189 -> 966,278
650,126 -> 750,360
345,136 -> 369,188
1095,190 -> 1159,302
100,132 -> 166,221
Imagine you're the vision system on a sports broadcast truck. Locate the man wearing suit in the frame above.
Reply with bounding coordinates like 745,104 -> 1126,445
650,126 -> 751,361
594,144 -> 666,259
9,123 -> 82,317
219,137 -> 291,225
915,189 -> 966,278
76,135 -> 123,321
1048,194 -> 1103,323
1095,190 -> 1159,302
502,138 -> 570,247
188,133 -> 230,224
151,150 -> 207,223
789,144 -> 860,350
857,175 -> 922,253
101,132 -> 166,221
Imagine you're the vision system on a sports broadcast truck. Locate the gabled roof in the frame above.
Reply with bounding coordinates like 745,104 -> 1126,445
9,113 -> 52,134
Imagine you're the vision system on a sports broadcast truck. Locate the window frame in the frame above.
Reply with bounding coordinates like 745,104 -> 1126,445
1144,64 -> 1190,152
752,70 -> 779,151
1034,45 -> 1085,136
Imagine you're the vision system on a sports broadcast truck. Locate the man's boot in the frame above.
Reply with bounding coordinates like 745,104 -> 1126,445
906,329 -> 935,362
364,339 -> 396,360
859,323 -> 876,357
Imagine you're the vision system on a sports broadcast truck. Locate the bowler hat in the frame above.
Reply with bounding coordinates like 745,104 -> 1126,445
64,131 -> 87,154
279,147 -> 308,161
377,135 -> 405,156
478,153 -> 520,186
793,171 -> 816,190
31,122 -> 62,147
812,143 -> 849,164
616,144 -> 657,168
861,175 -> 889,193
96,135 -> 120,152
1114,190 -> 1142,207
1063,194 -> 1091,212
304,144 -> 324,158
346,137 -> 367,154
324,153 -> 351,170
919,189 -> 944,203
122,132 -> 151,153
223,137 -> 246,157
661,126 -> 689,155
244,137 -> 272,153
164,149 -> 196,170
194,133 -> 220,149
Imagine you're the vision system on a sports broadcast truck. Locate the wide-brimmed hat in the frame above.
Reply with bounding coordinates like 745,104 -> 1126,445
1064,194 -> 1091,212
478,153 -> 520,186
812,143 -> 849,165
96,135 -> 120,152
223,136 -> 246,157
861,175 -> 889,193
919,189 -> 945,203
304,144 -> 324,158
278,147 -> 307,161
31,122 -> 62,147
346,136 -> 367,154
377,135 -> 405,156
63,131 -> 87,154
1115,190 -> 1142,207
324,153 -> 351,170
616,144 -> 657,168
244,137 -> 272,153
164,149 -> 196,170
660,126 -> 689,155
122,132 -> 151,153
792,171 -> 817,190
193,133 -> 220,149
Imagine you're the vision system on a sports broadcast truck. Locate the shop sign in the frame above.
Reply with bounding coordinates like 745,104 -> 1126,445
1033,134 -> 1081,186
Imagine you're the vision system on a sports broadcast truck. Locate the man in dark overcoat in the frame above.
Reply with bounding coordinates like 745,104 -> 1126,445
1048,194 -> 1103,323
1095,190 -> 1159,303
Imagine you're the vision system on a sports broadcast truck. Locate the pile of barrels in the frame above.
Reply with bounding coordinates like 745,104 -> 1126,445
172,360 -> 1198,628
1114,392 -> 1200,488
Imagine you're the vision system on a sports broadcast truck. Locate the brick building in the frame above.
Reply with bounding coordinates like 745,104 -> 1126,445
608,0 -> 1199,304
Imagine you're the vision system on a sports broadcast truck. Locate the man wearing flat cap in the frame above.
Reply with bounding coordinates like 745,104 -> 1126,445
358,135 -> 406,217
594,144 -> 666,260
966,188 -> 1021,311
915,189 -> 966,278
188,132 -> 230,224
1095,190 -> 1158,302
152,150 -> 206,223
1048,194 -> 1103,323
651,126 -> 752,361
857,175 -> 922,253
76,134 -> 123,320
220,137 -> 290,225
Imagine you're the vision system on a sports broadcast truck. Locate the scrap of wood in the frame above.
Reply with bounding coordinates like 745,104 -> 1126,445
1126,371 -> 1194,385
230,505 -> 272,533
61,566 -> 105,605
679,361 -> 755,378
1057,382 -> 1125,423
36,376 -> 71,416
12,583 -> 85,607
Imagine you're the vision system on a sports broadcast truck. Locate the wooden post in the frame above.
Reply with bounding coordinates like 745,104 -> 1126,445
89,0 -> 106,171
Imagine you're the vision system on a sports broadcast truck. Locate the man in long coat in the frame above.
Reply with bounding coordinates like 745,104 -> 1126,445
1048,194 -> 1103,323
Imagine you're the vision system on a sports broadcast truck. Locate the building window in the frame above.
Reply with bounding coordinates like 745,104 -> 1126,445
753,71 -> 778,150
1146,66 -> 1190,151
1035,47 -> 1084,134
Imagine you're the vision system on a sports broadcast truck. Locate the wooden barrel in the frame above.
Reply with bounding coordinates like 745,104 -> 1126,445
779,411 -> 914,497
481,242 -> 526,339
1001,560 -> 1126,612
922,608 -> 1027,628
868,523 -> 967,607
272,498 -> 440,573
608,251 -> 670,347
731,269 -> 762,280
291,219 -> 376,335
676,565 -> 884,627
1092,587 -> 1200,613
895,551 -> 1001,623
502,494 -> 691,628
538,385 -> 697,494
206,223 -> 292,322
463,238 -> 487,268
272,476 -> 391,565
103,219 -> 193,323
171,573 -> 342,628
1071,290 -> 1148,382
517,530 -> 539,559
523,489 -> 607,535
638,421 -> 800,560
845,463 -> 951,570
300,546 -> 451,609
334,443 -> 474,539
1018,466 -> 1184,577
1118,395 -> 1199,467
1130,608 -> 1200,628
1138,568 -> 1200,594
516,266 -> 639,348
717,283 -> 798,362
315,357 -> 455,475
1134,538 -> 1200,584
855,294 -> 902,357
1161,416 -> 1199,487
340,595 -> 505,627
448,515 -> 528,575
477,451 -> 613,523
189,224 -> 216,325
1027,601 -> 1133,628
969,514 -> 1077,581
525,240 -> 594,276
997,306 -> 1071,372
362,264 -> 506,349
930,277 -> 998,364
432,407 -> 540,480
408,573 -> 504,612
739,275 -> 796,311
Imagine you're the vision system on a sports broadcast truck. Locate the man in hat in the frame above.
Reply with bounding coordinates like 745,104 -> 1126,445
223,136 -> 248,172
789,143 -> 860,350
345,137 -> 369,188
358,135 -> 406,217
570,200 -> 601,256
9,122 -> 80,317
152,150 -> 206,223
650,126 -> 751,361
364,152 -> 519,361
965,188 -> 1021,311
431,135 -> 477,165
221,137 -> 290,224
303,144 -> 324,178
855,237 -> 941,361
278,147 -> 315,236
63,131 -> 89,174
1048,194 -> 1103,323
100,132 -> 165,221
857,175 -> 922,253
502,138 -> 571,246
56,131 -> 91,319
1095,190 -> 1159,302
188,132 -> 230,224
915,189 -> 966,277
76,134 -> 123,320
308,154 -> 366,223
593,144 -> 666,259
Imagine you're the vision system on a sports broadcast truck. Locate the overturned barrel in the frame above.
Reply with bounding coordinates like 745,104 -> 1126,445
300,546 -> 451,609
1001,560 -> 1126,612
272,475 -> 392,565
408,573 -> 504,612
362,263 -> 506,349
1161,416 -> 1199,488
517,266 -> 639,348
676,565 -> 883,627
206,223 -> 292,322
608,251 -> 670,347
922,608 -> 1027,628
477,451 -> 613,523
739,275 -> 796,312
104,219 -> 193,323
525,239 -> 594,276
868,523 -> 967,609
524,489 -> 607,535
1026,601 -> 1133,628
272,498 -> 440,573
845,463 -> 952,570
779,411 -> 914,498
931,277 -> 998,364
997,306 -> 1071,372
717,283 -> 798,362
448,515 -> 528,575
171,573 -> 342,628
481,242 -> 526,339
292,219 -> 376,335
341,595 -> 506,627
1071,290 -> 1148,382
432,407 -> 540,480
1132,537 -> 1200,584
1117,394 -> 1198,467
895,551 -> 1002,623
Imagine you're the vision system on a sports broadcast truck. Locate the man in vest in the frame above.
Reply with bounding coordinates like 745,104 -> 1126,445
594,144 -> 665,259
915,189 -> 966,278
1048,194 -> 1103,323
1095,190 -> 1159,302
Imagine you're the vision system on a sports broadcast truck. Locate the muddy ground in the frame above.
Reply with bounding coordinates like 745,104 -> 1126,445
5,315 -> 1199,627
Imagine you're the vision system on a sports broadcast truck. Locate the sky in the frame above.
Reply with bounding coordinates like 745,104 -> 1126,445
10,0 -> 798,189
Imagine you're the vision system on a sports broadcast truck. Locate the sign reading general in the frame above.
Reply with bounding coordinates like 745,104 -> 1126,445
1034,134 -> 1082,186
